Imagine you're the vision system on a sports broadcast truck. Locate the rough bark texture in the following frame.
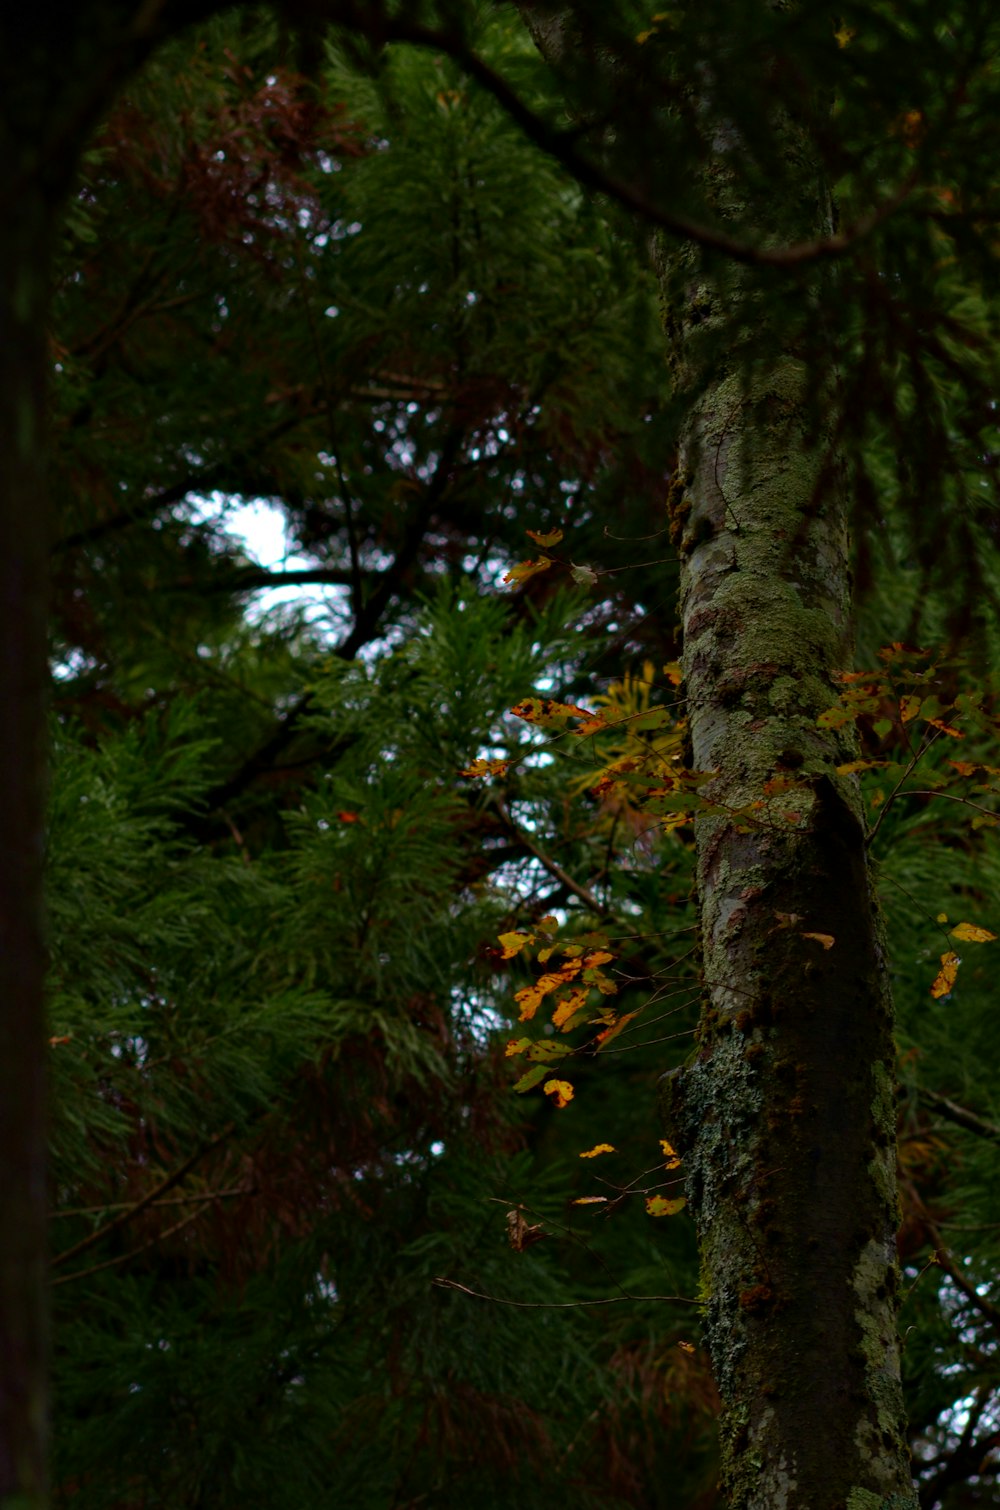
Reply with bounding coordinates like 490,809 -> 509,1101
653,82 -> 918,1510
517,4 -> 918,1504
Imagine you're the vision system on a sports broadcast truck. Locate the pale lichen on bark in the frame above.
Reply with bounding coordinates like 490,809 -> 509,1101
515,2 -> 917,1501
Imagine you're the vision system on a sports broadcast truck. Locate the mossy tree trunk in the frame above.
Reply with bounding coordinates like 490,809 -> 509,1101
654,97 -> 919,1510
516,4 -> 918,1504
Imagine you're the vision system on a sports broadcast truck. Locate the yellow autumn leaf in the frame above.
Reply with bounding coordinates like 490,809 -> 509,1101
677,1340 -> 695,1354
579,1143 -> 616,1158
503,557 -> 554,587
802,932 -> 835,950
525,527 -> 563,548
498,930 -> 533,960
551,986 -> 589,1031
514,984 -> 545,1022
516,962 -> 581,1021
663,662 -> 683,686
660,1139 -> 682,1170
505,1037 -> 531,1058
543,1078 -> 574,1108
646,1195 -> 687,1216
930,951 -> 960,999
900,695 -> 921,723
936,912 -> 949,923
950,923 -> 997,943
835,760 -> 887,775
571,1195 -> 609,1205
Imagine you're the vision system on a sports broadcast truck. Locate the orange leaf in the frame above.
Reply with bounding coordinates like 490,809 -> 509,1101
543,1078 -> 574,1108
579,1144 -> 616,1158
930,951 -> 960,999
950,923 -> 997,943
461,758 -> 510,778
802,932 -> 835,950
514,984 -> 545,1022
836,760 -> 887,775
525,527 -> 563,548
570,714 -> 609,737
503,557 -> 554,587
552,986 -> 589,1030
925,718 -> 963,738
583,950 -> 614,968
336,810 -> 360,823
646,1195 -> 687,1217
594,1008 -> 640,1049
571,1195 -> 609,1205
49,1035 -> 72,1047
510,697 -> 593,726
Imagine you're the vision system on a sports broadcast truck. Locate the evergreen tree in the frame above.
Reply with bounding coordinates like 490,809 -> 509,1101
4,3 -> 1000,1506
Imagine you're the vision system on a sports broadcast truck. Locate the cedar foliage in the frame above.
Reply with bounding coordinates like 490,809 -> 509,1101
43,5 -> 1000,1508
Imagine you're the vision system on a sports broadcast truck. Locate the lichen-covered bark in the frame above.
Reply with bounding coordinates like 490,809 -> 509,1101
653,75 -> 918,1510
515,4 -> 917,1499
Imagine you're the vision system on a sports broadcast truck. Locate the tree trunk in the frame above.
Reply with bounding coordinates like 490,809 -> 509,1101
515,4 -> 918,1503
654,95 -> 918,1510
0,164 -> 56,1508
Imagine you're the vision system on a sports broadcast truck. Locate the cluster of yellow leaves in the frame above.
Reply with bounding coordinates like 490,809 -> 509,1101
929,920 -> 998,999
822,646 -> 968,742
500,921 -> 626,1105
512,948 -> 616,1025
571,1139 -> 687,1218
817,645 -> 1000,828
646,1140 -> 686,1215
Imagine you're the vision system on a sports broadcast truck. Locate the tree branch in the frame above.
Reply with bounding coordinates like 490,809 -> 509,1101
432,1277 -> 698,1308
918,1086 -> 1000,1143
342,9 -> 914,270
51,1120 -> 236,1270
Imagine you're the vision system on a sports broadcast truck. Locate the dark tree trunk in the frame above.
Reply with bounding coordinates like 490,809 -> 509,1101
0,164 -> 56,1507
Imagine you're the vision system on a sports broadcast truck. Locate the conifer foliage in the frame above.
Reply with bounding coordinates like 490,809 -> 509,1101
2,2 -> 1000,1506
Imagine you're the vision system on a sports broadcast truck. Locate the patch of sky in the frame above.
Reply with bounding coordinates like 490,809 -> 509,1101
52,646 -> 98,682
186,493 -> 345,630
